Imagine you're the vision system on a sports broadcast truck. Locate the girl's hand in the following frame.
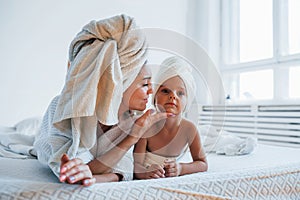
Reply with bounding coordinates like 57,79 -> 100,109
164,159 -> 181,177
143,164 -> 165,179
59,154 -> 96,186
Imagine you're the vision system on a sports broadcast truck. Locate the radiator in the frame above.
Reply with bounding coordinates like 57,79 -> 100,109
198,104 -> 300,148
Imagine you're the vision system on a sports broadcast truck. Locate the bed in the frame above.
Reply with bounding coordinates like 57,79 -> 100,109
0,144 -> 299,200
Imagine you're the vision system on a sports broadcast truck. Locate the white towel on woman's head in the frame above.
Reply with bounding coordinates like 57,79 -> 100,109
153,56 -> 196,112
52,14 -> 148,149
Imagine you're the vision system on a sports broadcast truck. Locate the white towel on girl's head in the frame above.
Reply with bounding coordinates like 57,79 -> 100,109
153,56 -> 196,112
52,14 -> 148,149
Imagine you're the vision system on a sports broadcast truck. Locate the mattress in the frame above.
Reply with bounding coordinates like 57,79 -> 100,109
0,144 -> 299,200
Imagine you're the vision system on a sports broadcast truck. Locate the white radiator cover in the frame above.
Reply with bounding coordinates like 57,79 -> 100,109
198,105 -> 300,148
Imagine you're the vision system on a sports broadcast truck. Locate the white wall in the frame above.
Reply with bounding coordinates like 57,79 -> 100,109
186,0 -> 224,106
0,0 -> 223,126
186,0 -> 221,67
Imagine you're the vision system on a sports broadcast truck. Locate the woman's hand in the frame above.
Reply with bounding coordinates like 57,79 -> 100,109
130,109 -> 173,141
164,159 -> 182,177
59,154 -> 96,186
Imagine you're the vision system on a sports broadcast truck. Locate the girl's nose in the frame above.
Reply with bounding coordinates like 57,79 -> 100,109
169,95 -> 176,100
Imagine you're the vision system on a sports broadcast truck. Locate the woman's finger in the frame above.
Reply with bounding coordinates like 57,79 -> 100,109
60,158 -> 83,174
136,109 -> 172,127
60,154 -> 71,182
64,164 -> 90,178
61,154 -> 69,164
65,165 -> 93,184
150,112 -> 174,125
83,177 -> 96,186
131,110 -> 175,140
67,171 -> 89,184
60,154 -> 70,173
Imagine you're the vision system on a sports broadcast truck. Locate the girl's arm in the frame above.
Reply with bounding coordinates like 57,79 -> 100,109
164,124 -> 208,177
179,127 -> 208,175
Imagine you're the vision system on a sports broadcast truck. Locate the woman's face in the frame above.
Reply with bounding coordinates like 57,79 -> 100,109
155,76 -> 187,115
122,65 -> 153,111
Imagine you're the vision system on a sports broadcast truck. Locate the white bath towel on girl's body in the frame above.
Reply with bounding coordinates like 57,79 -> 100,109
34,14 -> 148,179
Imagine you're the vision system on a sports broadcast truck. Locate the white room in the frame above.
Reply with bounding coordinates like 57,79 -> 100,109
0,0 -> 299,199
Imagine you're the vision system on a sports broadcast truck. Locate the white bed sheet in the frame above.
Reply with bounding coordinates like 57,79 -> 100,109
207,144 -> 300,172
0,144 -> 299,199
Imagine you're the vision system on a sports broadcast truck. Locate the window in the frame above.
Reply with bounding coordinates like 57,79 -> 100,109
221,0 -> 300,104
289,66 -> 300,98
240,0 -> 273,62
239,69 -> 273,100
288,0 -> 300,54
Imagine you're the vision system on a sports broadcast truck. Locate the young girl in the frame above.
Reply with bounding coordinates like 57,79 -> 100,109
133,56 -> 208,179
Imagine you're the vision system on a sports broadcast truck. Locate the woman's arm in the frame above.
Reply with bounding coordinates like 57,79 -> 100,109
88,110 -> 171,174
61,110 -> 171,184
133,137 -> 148,179
87,134 -> 137,174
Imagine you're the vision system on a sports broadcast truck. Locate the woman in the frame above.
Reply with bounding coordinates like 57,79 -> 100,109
34,14 -> 171,186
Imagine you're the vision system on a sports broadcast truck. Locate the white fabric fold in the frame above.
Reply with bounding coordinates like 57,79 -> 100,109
0,117 -> 41,158
199,125 -> 257,156
0,134 -> 36,158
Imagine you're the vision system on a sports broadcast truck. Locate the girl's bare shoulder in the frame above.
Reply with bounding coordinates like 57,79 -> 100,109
180,119 -> 198,133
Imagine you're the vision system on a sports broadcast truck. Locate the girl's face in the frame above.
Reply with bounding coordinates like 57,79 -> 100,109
155,76 -> 187,115
122,65 -> 153,111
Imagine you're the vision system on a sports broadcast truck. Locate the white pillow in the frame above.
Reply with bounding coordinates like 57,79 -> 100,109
14,117 -> 42,136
